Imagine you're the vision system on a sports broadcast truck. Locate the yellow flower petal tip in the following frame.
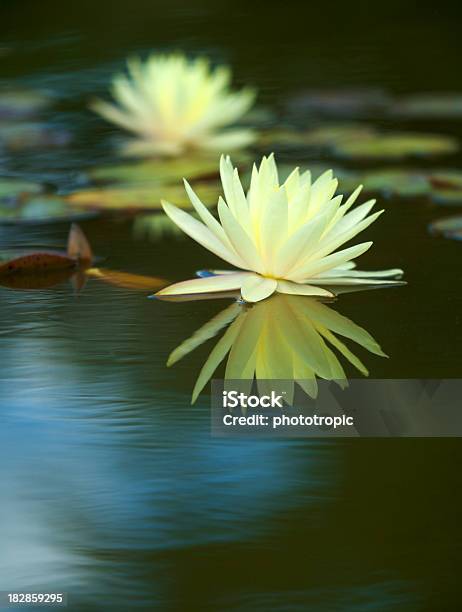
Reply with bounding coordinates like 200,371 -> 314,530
158,154 -> 404,302
91,53 -> 256,157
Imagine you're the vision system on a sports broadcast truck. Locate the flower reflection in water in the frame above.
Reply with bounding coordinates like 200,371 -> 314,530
166,293 -> 387,403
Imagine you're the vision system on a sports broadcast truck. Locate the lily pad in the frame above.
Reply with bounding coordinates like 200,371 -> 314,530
0,251 -> 76,276
0,268 -> 79,290
88,157 -> 222,185
334,132 -> 459,160
286,88 -> 391,118
360,169 -> 430,197
66,182 -> 220,211
394,94 -> 462,119
259,124 -> 376,149
0,88 -> 51,119
0,178 -> 43,200
429,172 -> 462,206
428,216 -> 462,241
0,122 -> 72,151
133,213 -> 189,239
0,196 -> 99,225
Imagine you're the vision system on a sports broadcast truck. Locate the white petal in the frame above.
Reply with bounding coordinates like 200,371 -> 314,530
183,179 -> 232,247
162,201 -> 246,269
276,280 -> 334,298
289,241 -> 373,281
313,210 -> 383,262
260,186 -> 288,270
156,272 -> 252,296
275,197 -> 339,277
241,275 -> 277,303
217,197 -> 264,273
318,268 -> 404,279
312,277 -> 405,286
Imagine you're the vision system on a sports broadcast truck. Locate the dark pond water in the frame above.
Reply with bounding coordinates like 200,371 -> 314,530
1,1 -> 462,610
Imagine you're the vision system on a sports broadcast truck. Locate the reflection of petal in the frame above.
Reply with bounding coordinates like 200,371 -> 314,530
303,300 -> 386,357
192,315 -> 247,403
167,292 -> 388,403
167,302 -> 241,366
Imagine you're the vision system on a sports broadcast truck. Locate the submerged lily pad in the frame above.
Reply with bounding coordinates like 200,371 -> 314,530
334,132 -> 459,160
394,94 -> 462,119
428,216 -> 462,240
66,181 -> 220,211
88,157 -> 223,185
0,88 -> 51,119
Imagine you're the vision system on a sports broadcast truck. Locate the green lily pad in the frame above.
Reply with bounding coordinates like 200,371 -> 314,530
428,215 -> 462,240
334,132 -> 459,160
286,89 -> 391,118
0,178 -> 43,200
428,172 -> 462,206
0,88 -> 51,119
429,171 -> 462,190
360,169 -> 430,197
259,124 -> 376,148
394,94 -> 462,119
88,157 -> 224,185
0,122 -> 71,151
0,196 -> 98,225
133,213 -> 188,239
66,181 -> 221,211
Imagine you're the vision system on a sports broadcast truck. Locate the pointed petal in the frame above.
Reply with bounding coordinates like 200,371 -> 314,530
320,268 -> 404,279
311,277 -> 405,286
162,201 -> 246,269
183,179 -> 231,247
156,272 -> 252,296
217,197 -> 264,273
288,241 -> 373,281
260,186 -> 288,269
274,197 -> 339,277
276,280 -> 334,298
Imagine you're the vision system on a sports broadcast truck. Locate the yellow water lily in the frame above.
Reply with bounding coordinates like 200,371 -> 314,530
166,293 -> 387,403
91,54 -> 256,157
156,154 -> 403,302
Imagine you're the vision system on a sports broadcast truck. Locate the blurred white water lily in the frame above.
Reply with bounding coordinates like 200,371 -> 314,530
91,54 -> 256,157
167,293 -> 387,404
156,154 -> 404,302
